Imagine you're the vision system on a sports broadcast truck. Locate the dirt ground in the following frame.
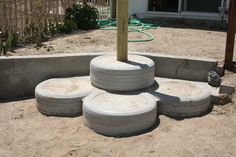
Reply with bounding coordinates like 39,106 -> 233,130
1,25 -> 236,157
13,26 -> 236,62
0,72 -> 236,157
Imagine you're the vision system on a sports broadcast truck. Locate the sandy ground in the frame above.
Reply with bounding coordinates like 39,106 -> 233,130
0,71 -> 236,157
13,27 -> 236,62
1,25 -> 236,157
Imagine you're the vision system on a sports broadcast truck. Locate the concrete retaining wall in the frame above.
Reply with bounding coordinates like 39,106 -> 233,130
137,52 -> 218,82
0,52 -> 218,100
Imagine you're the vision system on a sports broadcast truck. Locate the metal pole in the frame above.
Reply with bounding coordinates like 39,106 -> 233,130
117,0 -> 128,61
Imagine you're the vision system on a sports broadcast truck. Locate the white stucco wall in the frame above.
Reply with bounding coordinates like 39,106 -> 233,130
128,0 -> 148,17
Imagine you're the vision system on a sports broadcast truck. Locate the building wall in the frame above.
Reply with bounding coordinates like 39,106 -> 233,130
128,0 -> 148,16
128,0 -> 229,20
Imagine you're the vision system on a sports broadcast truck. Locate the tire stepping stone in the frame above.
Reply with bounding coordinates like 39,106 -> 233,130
83,90 -> 157,136
149,80 -> 212,118
90,54 -> 155,91
35,77 -> 93,116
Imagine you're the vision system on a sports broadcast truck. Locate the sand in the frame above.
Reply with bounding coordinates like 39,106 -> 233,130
13,27 -> 236,62
1,25 -> 236,157
0,83 -> 236,157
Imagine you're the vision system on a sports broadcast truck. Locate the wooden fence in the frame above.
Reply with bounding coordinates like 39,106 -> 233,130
0,0 -> 110,38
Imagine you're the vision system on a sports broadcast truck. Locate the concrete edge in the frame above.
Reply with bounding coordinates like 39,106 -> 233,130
0,51 -> 218,63
0,52 -> 218,100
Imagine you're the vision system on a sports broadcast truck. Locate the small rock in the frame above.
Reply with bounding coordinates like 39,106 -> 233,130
211,106 -> 227,115
208,71 -> 222,87
46,46 -> 54,52
35,43 -> 44,48
84,36 -> 91,39
219,85 -> 235,95
215,94 -> 232,105
5,51 -> 15,56
12,112 -> 24,120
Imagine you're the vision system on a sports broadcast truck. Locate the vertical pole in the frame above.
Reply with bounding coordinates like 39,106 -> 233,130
178,0 -> 182,12
3,0 -> 7,32
117,0 -> 128,61
111,0 -> 116,18
9,0 -> 12,31
224,0 -> 236,70
24,0 -> 28,28
14,0 -> 17,34
183,0 -> 187,11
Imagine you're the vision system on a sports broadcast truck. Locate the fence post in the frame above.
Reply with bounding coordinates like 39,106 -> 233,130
111,0 -> 116,18
2,0 -> 7,32
224,0 -> 236,70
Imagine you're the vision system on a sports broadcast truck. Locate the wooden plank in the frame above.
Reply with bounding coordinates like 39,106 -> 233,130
107,0 -> 110,19
52,0 -> 56,21
56,0 -> 59,22
111,0 -> 116,18
14,0 -> 17,32
117,0 -> 128,61
9,0 -> 13,30
24,0 -> 28,27
224,0 -> 236,69
20,0 -> 24,37
2,0 -> 7,32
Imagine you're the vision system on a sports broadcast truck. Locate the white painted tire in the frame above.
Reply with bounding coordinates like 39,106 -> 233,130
90,55 -> 155,91
149,80 -> 212,118
35,77 -> 93,116
83,91 -> 157,136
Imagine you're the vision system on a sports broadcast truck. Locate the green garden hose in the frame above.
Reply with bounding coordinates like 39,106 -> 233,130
98,18 -> 160,42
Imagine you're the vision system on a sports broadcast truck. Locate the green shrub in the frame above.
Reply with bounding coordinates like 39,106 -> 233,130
0,31 -> 17,55
24,22 -> 47,43
6,32 -> 17,50
65,4 -> 99,30
48,18 -> 57,35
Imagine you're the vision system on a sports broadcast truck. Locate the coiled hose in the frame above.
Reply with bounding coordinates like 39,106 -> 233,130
98,18 -> 160,42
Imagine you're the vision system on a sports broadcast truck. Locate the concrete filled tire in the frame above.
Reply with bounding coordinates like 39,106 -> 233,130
149,80 -> 212,118
90,54 -> 155,91
35,77 -> 93,116
83,91 -> 157,136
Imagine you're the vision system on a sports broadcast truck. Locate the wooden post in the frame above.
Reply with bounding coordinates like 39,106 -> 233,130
224,0 -> 236,70
117,0 -> 128,61
111,0 -> 116,18
14,0 -> 17,33
24,0 -> 28,27
9,0 -> 12,31
2,0 -> 7,32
